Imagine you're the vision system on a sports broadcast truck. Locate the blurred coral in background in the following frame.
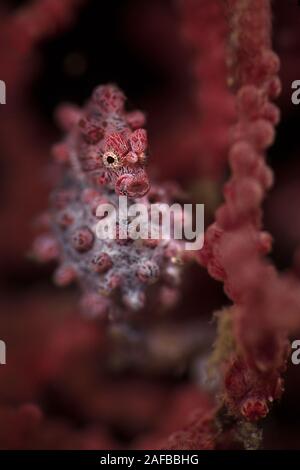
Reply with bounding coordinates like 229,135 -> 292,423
1,0 -> 300,450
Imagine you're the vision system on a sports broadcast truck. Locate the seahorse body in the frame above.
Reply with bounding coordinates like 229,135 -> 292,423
32,85 -> 183,320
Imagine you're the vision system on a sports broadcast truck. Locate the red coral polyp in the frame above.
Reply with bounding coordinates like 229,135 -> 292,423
240,398 -> 269,421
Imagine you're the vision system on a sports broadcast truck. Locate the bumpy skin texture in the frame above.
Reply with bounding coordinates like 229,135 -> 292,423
33,85 -> 184,320
55,84 -> 150,198
198,0 -> 300,423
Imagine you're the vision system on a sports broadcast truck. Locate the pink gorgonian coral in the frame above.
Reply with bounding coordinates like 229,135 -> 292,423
54,84 -> 150,198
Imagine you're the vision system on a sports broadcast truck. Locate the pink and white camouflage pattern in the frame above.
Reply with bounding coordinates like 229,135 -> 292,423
53,84 -> 150,198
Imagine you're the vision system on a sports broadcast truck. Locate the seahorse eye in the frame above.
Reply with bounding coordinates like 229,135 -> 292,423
102,151 -> 120,168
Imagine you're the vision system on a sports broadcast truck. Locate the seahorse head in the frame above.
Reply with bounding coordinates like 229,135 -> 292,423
101,127 -> 150,198
73,84 -> 150,198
